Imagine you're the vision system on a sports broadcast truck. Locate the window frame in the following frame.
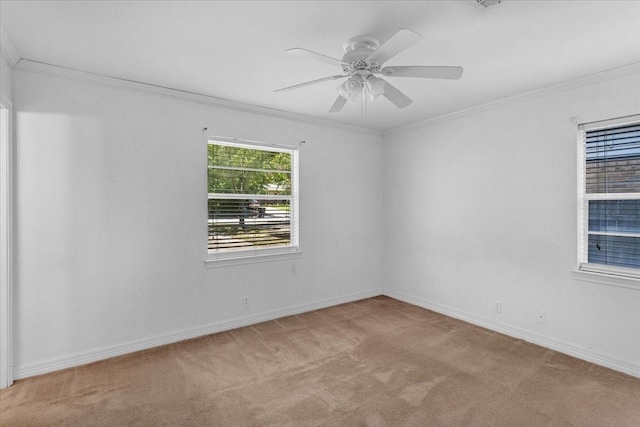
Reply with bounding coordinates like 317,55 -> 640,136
575,114 -> 640,287
205,136 -> 300,266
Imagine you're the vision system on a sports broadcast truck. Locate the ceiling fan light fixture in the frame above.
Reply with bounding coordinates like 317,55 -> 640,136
365,75 -> 386,99
345,74 -> 363,96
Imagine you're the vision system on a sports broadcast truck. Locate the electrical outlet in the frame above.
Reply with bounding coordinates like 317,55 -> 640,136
243,296 -> 250,308
537,311 -> 546,324
494,300 -> 501,313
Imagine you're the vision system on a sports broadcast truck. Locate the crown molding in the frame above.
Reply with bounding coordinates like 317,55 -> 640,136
0,26 -> 20,66
11,56 -> 640,138
14,59 -> 382,137
384,61 -> 640,137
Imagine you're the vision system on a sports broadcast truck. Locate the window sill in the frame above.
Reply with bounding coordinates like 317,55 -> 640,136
572,269 -> 640,290
205,248 -> 302,268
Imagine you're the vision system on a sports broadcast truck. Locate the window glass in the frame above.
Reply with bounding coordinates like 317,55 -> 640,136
578,117 -> 640,278
207,140 -> 298,258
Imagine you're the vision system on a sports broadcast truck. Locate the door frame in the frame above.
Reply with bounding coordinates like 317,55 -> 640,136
0,93 -> 14,388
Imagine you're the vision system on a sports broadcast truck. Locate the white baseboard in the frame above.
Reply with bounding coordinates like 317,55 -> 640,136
16,288 -> 639,381
13,289 -> 381,380
383,289 -> 640,379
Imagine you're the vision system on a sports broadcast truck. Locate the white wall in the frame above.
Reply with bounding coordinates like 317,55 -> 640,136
383,73 -> 640,375
11,63 -> 640,379
13,69 -> 384,376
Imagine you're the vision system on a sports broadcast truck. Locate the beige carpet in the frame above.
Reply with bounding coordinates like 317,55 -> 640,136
1,296 -> 639,426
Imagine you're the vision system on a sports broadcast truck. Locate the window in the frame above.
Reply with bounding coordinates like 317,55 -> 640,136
207,138 -> 299,261
577,115 -> 640,280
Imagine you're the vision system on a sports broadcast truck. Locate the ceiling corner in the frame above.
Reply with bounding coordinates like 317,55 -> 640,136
0,25 -> 21,66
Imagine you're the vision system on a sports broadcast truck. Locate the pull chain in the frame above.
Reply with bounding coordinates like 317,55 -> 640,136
361,83 -> 367,121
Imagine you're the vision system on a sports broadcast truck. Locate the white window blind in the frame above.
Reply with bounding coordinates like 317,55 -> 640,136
577,115 -> 640,279
207,138 -> 299,259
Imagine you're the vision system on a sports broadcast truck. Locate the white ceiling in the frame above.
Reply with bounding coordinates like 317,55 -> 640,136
2,1 -> 639,131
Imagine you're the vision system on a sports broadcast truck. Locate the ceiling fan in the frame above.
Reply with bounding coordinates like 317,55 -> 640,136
274,29 -> 463,118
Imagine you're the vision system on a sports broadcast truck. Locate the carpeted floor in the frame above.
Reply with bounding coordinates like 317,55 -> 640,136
1,296 -> 639,426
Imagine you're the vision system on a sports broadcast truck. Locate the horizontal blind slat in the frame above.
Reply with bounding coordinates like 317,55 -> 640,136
582,120 -> 640,271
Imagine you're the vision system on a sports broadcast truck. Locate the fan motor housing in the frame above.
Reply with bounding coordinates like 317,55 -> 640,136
342,36 -> 381,75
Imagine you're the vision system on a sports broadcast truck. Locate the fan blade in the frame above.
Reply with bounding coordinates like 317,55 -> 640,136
367,29 -> 421,65
274,75 -> 345,93
381,80 -> 413,108
286,48 -> 347,67
380,66 -> 464,80
328,95 -> 348,113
